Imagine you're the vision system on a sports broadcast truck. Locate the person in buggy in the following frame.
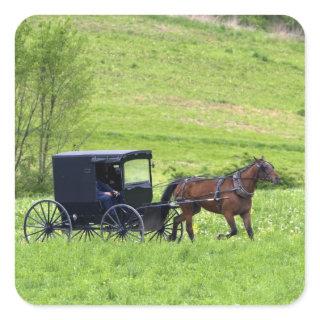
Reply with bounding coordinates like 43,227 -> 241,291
95,164 -> 123,211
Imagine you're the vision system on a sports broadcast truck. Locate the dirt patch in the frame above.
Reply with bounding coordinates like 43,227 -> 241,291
155,23 -> 182,34
185,15 -> 304,40
223,120 -> 267,133
184,116 -> 268,134
133,94 -> 299,133
134,94 -> 292,119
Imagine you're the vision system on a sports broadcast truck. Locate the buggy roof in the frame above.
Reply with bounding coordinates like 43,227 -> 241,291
53,150 -> 152,163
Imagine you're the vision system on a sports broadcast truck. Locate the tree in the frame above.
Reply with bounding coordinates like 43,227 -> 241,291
15,17 -> 92,192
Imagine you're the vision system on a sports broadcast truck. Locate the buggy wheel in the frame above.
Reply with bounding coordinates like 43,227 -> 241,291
72,224 -> 102,241
146,208 -> 183,242
23,199 -> 72,243
100,204 -> 144,242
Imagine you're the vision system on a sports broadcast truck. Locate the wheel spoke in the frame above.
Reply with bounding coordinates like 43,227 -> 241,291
79,230 -> 86,241
123,214 -> 138,226
103,218 -> 118,228
53,230 -> 63,238
53,220 -> 71,229
39,202 -> 48,223
107,232 -> 118,240
26,224 -> 45,229
47,201 -> 51,223
49,205 -> 58,224
41,232 -> 48,242
113,210 -> 122,227
106,212 -> 119,227
89,230 -> 95,239
102,219 -> 118,232
72,229 -> 83,239
51,212 -> 63,225
149,231 -> 158,241
26,215 -> 45,226
32,207 -> 47,225
119,207 -> 129,215
126,231 -> 140,240
164,211 -> 176,225
126,224 -> 141,232
28,229 -> 45,237
113,233 -> 121,241
34,230 -> 46,241
91,229 -> 102,238
124,220 -> 139,229
164,222 -> 174,227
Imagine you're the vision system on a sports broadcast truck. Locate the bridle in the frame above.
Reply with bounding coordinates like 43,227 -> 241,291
232,160 -> 275,198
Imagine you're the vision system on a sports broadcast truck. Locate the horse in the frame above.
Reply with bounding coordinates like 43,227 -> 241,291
161,157 -> 280,241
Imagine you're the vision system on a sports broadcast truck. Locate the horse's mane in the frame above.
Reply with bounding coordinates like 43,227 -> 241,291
156,159 -> 266,190
180,160 -> 258,183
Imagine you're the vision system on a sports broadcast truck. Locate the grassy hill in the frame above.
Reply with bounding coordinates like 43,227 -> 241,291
70,15 -> 304,189
15,16 -> 304,305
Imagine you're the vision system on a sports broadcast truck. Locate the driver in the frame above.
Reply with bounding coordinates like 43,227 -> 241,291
95,163 -> 123,211
96,179 -> 120,211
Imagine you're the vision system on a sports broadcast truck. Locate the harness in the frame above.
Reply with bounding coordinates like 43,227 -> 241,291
171,163 -> 259,210
213,177 -> 225,200
232,170 -> 254,198
213,177 -> 226,211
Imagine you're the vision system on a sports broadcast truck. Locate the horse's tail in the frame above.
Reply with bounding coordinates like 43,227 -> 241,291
161,179 -> 183,202
160,179 -> 181,218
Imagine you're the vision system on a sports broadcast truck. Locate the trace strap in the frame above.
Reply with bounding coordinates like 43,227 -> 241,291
213,178 -> 225,201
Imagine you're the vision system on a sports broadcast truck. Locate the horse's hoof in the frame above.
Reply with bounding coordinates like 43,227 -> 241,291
167,235 -> 176,242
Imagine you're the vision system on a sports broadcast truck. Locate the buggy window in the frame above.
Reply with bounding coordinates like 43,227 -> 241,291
124,159 -> 150,185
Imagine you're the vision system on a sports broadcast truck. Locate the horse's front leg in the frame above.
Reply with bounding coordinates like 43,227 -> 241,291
240,211 -> 254,240
217,211 -> 238,240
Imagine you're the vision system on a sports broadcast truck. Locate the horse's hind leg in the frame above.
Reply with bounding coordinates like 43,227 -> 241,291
169,212 -> 185,241
217,211 -> 237,240
241,211 -> 254,240
170,205 -> 194,241
178,205 -> 195,241
185,214 -> 195,241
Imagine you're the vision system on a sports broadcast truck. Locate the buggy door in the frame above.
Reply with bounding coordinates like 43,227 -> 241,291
122,159 -> 152,208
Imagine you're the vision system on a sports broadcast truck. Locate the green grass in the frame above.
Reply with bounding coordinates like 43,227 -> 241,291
15,16 -> 304,305
15,188 -> 304,305
17,15 -> 304,193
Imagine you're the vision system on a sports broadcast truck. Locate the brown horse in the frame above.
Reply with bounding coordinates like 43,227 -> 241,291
161,157 -> 280,241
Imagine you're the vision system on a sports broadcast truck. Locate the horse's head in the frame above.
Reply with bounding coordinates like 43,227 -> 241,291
254,157 -> 281,184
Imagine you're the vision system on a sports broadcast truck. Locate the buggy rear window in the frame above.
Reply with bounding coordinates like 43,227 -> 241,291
124,159 -> 150,185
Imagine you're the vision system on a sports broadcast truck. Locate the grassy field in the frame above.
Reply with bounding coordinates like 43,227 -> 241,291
15,16 -> 304,305
16,188 -> 304,304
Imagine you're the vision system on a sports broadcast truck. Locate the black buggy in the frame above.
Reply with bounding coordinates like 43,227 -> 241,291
23,150 -> 183,243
